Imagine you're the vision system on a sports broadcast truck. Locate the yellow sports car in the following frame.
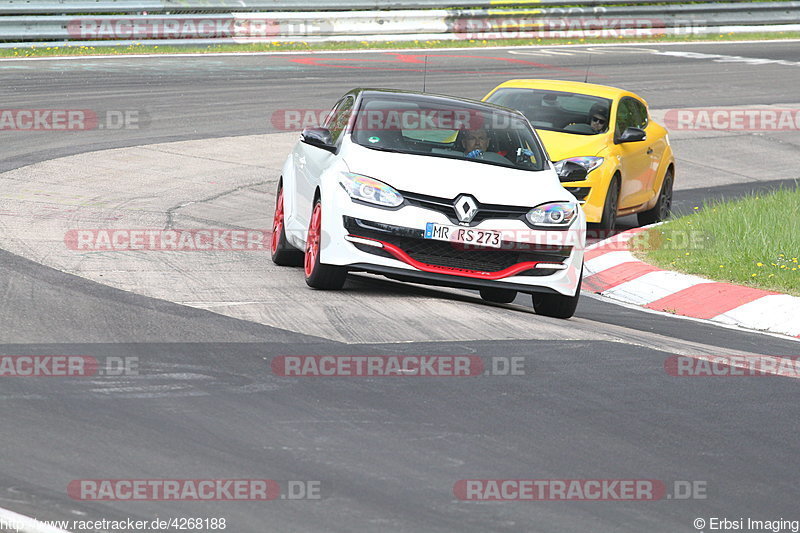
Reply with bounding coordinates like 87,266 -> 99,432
484,80 -> 675,229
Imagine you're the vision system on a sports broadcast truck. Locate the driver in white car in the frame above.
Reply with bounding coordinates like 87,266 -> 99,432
457,127 -> 509,163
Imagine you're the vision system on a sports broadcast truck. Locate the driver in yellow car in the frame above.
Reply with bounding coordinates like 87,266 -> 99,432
589,103 -> 610,134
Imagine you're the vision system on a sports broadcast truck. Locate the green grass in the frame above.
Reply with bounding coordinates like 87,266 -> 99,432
631,185 -> 800,296
1,31 -> 799,57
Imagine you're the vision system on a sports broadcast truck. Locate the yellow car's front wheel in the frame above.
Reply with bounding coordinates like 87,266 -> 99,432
596,175 -> 620,230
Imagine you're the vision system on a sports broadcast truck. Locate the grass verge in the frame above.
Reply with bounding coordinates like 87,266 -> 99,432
630,185 -> 800,296
1,31 -> 799,58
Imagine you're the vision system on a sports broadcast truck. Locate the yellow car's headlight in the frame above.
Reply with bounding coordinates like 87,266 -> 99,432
553,156 -> 604,177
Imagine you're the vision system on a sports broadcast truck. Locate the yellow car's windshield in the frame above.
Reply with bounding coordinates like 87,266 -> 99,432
487,88 -> 613,136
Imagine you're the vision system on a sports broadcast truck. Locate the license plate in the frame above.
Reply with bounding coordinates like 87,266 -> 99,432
424,223 -> 503,249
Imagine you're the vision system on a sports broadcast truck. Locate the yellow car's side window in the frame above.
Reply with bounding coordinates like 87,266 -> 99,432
616,97 -> 648,138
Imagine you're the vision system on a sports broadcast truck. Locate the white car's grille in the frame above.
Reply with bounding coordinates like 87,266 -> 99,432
400,191 -> 530,226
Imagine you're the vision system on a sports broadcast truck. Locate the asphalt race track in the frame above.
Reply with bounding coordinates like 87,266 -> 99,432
0,41 -> 799,532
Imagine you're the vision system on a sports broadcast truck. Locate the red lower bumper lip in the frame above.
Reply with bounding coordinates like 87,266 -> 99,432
349,235 -> 563,280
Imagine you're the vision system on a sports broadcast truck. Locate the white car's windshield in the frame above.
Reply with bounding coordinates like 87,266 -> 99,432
350,93 -> 548,172
486,88 -> 613,136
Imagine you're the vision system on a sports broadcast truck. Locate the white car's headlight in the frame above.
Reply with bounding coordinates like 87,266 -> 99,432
526,202 -> 579,227
339,172 -> 403,208
553,156 -> 604,175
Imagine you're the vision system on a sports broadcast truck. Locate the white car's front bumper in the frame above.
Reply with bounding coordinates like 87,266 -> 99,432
319,184 -> 585,296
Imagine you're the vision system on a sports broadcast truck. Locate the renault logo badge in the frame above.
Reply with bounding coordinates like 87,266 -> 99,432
453,194 -> 478,224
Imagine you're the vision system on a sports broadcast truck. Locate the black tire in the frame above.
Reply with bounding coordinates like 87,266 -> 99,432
596,175 -> 620,231
479,287 -> 517,304
270,182 -> 304,266
304,198 -> 347,290
531,267 -> 582,319
637,169 -> 674,226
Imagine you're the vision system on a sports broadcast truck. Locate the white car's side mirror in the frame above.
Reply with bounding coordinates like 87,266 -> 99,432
301,127 -> 337,153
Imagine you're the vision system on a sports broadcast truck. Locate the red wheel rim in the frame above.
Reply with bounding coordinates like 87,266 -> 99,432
304,203 -> 321,277
271,188 -> 284,254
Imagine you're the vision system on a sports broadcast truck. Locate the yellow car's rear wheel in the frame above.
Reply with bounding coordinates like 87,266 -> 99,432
638,169 -> 674,226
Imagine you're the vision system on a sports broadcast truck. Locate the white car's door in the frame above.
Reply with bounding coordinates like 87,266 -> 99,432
294,95 -> 355,233
292,142 -> 324,234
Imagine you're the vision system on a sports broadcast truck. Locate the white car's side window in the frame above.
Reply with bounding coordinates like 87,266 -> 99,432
322,98 -> 345,129
327,96 -> 355,145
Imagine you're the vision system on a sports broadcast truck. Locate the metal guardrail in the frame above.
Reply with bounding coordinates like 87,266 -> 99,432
0,1 -> 798,47
0,0 -> 788,14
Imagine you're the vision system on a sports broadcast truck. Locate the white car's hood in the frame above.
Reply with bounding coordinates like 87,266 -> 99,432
343,143 -> 572,207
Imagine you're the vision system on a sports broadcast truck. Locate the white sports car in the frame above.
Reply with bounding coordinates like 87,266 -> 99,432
271,89 -> 587,318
